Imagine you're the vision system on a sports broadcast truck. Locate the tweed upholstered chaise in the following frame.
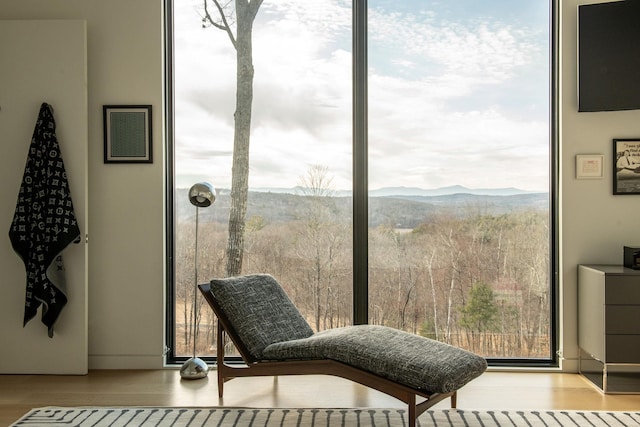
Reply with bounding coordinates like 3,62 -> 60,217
199,274 -> 487,426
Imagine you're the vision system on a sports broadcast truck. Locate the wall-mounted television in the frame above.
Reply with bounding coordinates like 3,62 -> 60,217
578,0 -> 640,112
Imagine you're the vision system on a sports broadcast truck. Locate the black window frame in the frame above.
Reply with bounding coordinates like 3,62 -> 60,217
164,0 -> 559,368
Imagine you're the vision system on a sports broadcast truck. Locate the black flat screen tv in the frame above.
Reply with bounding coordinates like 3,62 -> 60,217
578,0 -> 640,112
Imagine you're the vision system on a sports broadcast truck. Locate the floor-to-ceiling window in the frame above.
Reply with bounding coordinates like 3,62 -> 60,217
166,0 -> 557,366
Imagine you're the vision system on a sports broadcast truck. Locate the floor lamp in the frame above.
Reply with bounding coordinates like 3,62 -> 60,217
180,182 -> 215,380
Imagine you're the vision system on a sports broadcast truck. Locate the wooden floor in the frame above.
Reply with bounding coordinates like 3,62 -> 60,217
2,370 -> 640,425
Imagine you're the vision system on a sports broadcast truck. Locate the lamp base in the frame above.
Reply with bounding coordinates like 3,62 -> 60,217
179,357 -> 209,380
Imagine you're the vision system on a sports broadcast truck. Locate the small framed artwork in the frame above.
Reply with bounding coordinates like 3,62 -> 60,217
576,154 -> 604,179
103,105 -> 152,163
613,138 -> 640,194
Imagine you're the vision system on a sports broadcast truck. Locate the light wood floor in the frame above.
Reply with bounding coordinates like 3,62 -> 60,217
2,370 -> 639,425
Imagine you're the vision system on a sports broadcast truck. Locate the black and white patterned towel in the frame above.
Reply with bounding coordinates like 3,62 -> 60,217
8,103 -> 81,338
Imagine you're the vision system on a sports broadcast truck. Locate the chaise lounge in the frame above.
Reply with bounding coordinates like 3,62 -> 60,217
199,274 -> 487,426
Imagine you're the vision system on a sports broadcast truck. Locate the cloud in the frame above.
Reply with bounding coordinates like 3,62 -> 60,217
173,0 -> 550,192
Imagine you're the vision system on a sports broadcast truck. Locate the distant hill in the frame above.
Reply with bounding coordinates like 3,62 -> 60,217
176,187 -> 548,229
385,192 -> 548,210
248,185 -> 538,197
369,185 -> 538,197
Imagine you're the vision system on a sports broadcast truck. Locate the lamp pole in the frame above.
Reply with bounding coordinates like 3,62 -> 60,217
180,182 -> 216,380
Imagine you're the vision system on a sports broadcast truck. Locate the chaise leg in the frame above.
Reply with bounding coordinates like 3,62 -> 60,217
217,371 -> 224,398
407,393 -> 417,427
413,390 -> 457,425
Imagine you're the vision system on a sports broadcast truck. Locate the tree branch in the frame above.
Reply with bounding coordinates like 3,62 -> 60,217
247,0 -> 264,20
203,0 -> 237,49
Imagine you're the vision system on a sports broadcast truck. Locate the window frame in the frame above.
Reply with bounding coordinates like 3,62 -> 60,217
164,0 -> 560,368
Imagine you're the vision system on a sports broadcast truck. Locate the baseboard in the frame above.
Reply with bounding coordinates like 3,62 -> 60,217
562,357 -> 579,373
89,354 -> 165,369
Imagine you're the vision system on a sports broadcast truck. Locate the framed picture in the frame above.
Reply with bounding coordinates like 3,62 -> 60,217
576,154 -> 604,179
103,105 -> 152,163
613,138 -> 640,194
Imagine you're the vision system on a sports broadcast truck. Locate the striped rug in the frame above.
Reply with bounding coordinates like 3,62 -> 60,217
10,407 -> 640,426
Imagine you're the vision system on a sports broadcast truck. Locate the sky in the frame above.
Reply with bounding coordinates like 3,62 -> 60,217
173,0 -> 550,192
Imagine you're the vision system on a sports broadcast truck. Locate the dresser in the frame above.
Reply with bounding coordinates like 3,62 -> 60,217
578,264 -> 640,393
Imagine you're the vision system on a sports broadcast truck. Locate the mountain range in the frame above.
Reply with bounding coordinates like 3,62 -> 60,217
177,185 -> 548,229
237,185 -> 542,197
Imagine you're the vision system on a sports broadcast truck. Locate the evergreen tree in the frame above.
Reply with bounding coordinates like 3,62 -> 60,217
460,282 -> 498,333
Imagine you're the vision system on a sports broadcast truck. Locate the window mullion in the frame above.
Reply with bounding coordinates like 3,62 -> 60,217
352,0 -> 368,325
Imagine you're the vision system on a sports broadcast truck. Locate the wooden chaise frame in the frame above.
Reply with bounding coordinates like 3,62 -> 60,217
199,283 -> 457,426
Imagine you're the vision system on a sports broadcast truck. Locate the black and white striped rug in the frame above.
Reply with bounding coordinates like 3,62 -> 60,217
11,407 -> 640,426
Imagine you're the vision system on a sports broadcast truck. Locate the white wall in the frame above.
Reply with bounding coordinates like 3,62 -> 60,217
560,0 -> 640,371
0,1 -> 165,369
1,0 -> 639,371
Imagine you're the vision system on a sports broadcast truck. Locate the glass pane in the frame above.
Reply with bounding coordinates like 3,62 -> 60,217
173,0 -> 353,358
367,1 -> 551,359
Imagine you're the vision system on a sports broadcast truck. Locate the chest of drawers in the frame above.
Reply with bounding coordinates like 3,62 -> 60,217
578,264 -> 640,393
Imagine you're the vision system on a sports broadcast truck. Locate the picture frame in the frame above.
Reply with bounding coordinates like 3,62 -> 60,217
576,154 -> 604,179
613,138 -> 640,194
103,105 -> 152,163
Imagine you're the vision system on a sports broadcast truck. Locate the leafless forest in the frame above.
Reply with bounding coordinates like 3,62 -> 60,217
174,189 -> 550,360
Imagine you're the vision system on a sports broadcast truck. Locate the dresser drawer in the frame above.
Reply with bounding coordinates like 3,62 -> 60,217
606,306 -> 640,334
606,335 -> 640,363
605,276 -> 640,304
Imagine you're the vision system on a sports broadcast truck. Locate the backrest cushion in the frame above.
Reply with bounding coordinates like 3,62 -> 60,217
209,274 -> 314,360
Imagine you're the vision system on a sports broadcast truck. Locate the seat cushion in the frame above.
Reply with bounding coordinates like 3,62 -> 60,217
263,324 -> 487,394
209,274 -> 314,360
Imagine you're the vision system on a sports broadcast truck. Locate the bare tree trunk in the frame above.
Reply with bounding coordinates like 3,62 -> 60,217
425,250 -> 439,340
443,229 -> 461,342
445,271 -> 456,342
224,1 -> 262,276
182,284 -> 189,351
315,246 -> 321,331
